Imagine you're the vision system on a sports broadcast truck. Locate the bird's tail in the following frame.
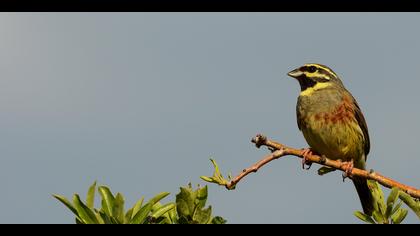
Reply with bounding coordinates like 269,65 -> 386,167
352,176 -> 374,216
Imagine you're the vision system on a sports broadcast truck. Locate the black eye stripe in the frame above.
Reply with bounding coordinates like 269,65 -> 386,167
301,65 -> 318,73
299,65 -> 337,80
307,66 -> 317,73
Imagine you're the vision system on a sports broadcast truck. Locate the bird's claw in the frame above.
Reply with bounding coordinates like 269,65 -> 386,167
301,148 -> 313,170
341,160 -> 354,182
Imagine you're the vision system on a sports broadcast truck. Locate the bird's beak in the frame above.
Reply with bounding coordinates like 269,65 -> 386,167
287,68 -> 303,79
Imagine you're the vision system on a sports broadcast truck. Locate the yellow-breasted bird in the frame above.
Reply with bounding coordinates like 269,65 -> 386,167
287,63 -> 374,216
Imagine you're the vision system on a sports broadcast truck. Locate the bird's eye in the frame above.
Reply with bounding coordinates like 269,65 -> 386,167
308,66 -> 317,73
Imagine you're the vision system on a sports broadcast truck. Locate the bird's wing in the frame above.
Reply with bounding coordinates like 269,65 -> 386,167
349,93 -> 371,157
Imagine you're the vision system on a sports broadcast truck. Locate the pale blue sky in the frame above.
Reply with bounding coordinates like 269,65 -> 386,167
1,13 -> 419,223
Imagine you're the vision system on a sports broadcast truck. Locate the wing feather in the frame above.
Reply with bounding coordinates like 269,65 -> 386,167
348,92 -> 370,157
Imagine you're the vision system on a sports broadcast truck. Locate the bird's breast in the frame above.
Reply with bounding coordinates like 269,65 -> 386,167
297,92 -> 365,162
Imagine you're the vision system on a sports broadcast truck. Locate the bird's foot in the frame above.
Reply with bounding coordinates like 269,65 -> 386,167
341,160 -> 354,182
301,148 -> 314,170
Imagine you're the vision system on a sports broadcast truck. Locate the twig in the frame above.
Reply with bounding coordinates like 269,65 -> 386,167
202,134 -> 420,199
225,149 -> 285,190
248,134 -> 420,199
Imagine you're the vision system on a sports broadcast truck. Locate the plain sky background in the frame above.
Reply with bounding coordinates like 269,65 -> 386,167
1,13 -> 420,224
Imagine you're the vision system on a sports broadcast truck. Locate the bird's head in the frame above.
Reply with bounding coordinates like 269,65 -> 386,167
287,63 -> 344,93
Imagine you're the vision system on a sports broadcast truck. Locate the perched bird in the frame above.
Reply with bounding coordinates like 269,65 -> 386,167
287,63 -> 374,216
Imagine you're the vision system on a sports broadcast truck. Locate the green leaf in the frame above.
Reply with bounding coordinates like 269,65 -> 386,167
386,187 -> 400,218
113,193 -> 125,223
99,210 -> 114,224
86,181 -> 97,209
130,203 -> 153,224
98,210 -> 119,224
391,201 -> 403,216
368,180 -> 386,216
200,176 -> 214,182
110,216 -> 120,224
177,215 -> 190,224
176,198 -> 190,217
130,192 -> 170,224
387,187 -> 400,207
176,187 -> 195,217
94,210 -> 105,224
211,216 -> 227,224
354,211 -> 375,224
151,203 -> 176,219
152,216 -> 172,225
200,159 -> 229,187
372,210 -> 385,224
75,218 -> 84,224
148,192 -> 170,206
151,202 -> 162,212
131,197 -> 144,219
168,205 -> 178,224
98,186 -> 115,217
73,194 -> 99,224
317,166 -> 336,176
196,185 -> 208,208
211,158 -> 221,176
53,194 -> 79,217
399,191 -> 420,220
385,204 -> 393,221
193,206 -> 212,224
391,208 -> 408,224
124,208 -> 133,224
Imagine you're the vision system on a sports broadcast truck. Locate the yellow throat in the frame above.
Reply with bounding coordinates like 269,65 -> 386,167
300,82 -> 332,97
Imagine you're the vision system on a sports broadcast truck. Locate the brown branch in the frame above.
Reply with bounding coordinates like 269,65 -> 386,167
225,149 -> 286,189
225,134 -> 420,199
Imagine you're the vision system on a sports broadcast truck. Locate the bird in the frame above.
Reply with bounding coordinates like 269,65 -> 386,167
287,63 -> 374,216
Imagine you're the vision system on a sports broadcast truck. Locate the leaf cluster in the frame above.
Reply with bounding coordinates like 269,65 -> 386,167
53,182 -> 226,224
354,180 -> 419,224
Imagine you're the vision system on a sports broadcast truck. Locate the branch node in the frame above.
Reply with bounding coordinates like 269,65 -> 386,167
252,134 -> 267,148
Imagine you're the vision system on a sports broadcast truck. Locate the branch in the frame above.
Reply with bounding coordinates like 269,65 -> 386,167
201,134 -> 420,200
224,149 -> 286,190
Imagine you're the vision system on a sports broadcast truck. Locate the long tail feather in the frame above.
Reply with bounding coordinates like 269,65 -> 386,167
352,176 -> 374,216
